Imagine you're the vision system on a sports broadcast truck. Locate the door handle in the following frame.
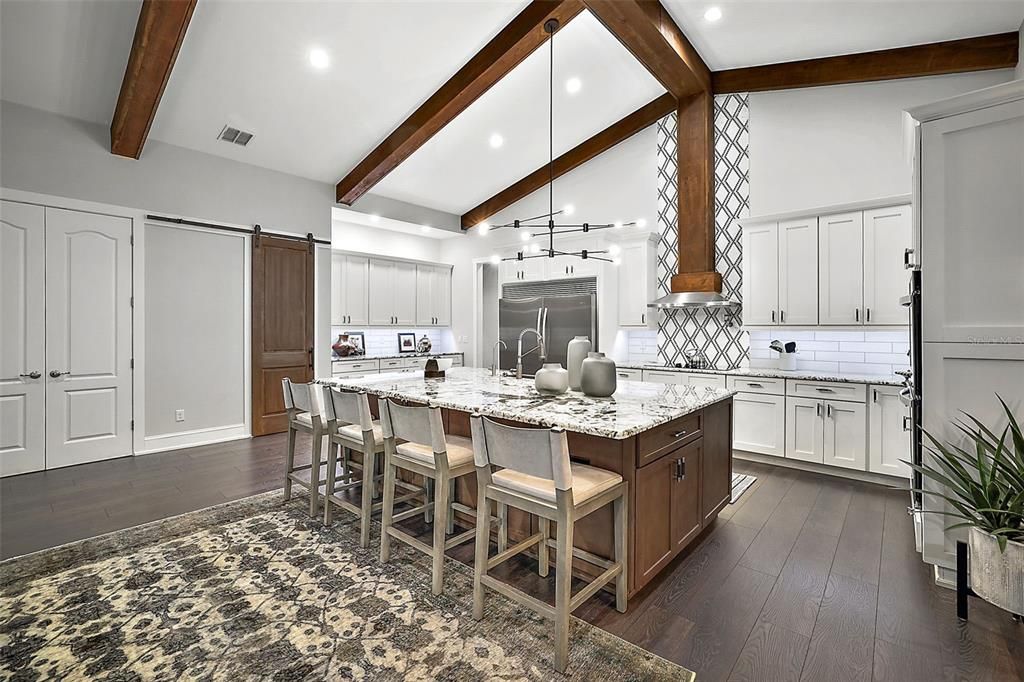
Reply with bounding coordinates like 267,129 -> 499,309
49,370 -> 71,378
680,458 -> 686,480
771,310 -> 776,323
641,313 -> 645,324
904,248 -> 914,269
671,430 -> 688,438
19,371 -> 41,379
866,308 -> 871,322
903,415 -> 912,432
747,383 -> 763,388
827,404 -> 833,418
815,387 -> 835,393
816,402 -> 822,417
308,347 -> 314,370
873,389 -> 878,403
780,310 -> 785,323
855,308 -> 860,322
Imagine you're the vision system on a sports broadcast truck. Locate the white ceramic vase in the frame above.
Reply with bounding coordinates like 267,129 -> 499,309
580,352 -> 617,397
567,336 -> 592,391
534,363 -> 569,395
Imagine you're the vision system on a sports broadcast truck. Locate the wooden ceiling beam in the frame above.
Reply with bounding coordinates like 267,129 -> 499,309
712,32 -> 1020,94
582,0 -> 710,98
110,0 -> 196,159
460,93 -> 675,229
335,0 -> 585,205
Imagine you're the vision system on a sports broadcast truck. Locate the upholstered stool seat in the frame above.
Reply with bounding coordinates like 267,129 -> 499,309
492,463 -> 621,504
396,434 -> 475,468
337,421 -> 385,446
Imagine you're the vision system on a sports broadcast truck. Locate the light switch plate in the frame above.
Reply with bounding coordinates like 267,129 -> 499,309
175,409 -> 185,422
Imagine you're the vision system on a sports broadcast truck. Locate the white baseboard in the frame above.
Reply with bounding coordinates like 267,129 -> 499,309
137,423 -> 250,455
734,450 -> 910,488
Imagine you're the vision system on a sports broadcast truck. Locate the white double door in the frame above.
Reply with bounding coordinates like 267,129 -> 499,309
1,201 -> 133,475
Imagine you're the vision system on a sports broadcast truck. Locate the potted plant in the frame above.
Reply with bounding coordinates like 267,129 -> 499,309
909,396 -> 1023,616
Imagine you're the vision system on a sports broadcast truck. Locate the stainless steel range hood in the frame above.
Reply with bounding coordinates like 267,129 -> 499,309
648,290 -> 739,310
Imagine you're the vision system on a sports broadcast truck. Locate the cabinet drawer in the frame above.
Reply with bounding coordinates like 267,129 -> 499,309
727,375 -> 785,395
637,412 -> 702,467
786,379 -> 866,403
403,357 -> 429,370
643,370 -> 687,385
333,359 -> 380,374
449,355 -> 464,367
379,358 -> 405,370
688,373 -> 727,389
616,368 -> 644,381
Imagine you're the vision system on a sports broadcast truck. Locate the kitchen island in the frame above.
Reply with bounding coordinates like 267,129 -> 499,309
324,367 -> 735,596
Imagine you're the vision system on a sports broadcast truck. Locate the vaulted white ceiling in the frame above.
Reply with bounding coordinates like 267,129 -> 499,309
2,0 -> 1022,218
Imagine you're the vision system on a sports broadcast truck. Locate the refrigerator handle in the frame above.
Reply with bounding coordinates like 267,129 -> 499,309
541,307 -> 549,355
536,307 -> 543,334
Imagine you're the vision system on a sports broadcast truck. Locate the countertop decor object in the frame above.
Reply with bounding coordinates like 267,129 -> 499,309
780,353 -> 797,371
581,352 -> 617,397
566,336 -> 591,391
332,333 -> 364,357
423,357 -> 446,379
534,363 -> 569,395
397,332 -> 416,353
416,334 -> 432,353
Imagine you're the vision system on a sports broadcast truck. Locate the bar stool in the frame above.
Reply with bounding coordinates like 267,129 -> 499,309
378,399 -> 481,595
469,413 -> 628,673
281,378 -> 330,518
320,385 -> 424,548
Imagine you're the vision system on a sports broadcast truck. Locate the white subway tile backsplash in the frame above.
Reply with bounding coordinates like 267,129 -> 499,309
866,330 -> 912,342
840,362 -> 894,376
813,331 -> 866,342
838,341 -> 892,353
864,352 -> 912,364
796,360 -> 841,372
331,327 -> 448,356
891,342 -> 910,355
799,341 -> 840,352
814,351 -> 865,363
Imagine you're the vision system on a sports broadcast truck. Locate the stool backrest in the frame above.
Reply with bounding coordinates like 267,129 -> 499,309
470,414 -> 572,491
379,399 -> 446,454
282,378 -> 319,417
321,385 -> 373,431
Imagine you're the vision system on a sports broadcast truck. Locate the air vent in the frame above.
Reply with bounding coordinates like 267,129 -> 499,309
217,125 -> 254,147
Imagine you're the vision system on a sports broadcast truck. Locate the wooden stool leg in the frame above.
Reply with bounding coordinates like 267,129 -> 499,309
613,489 -> 628,613
447,478 -> 456,535
359,446 -> 376,549
431,473 -> 449,595
309,426 -> 323,519
538,517 -> 549,577
497,502 -> 508,553
283,424 -> 296,501
341,445 -> 351,483
554,512 -> 574,673
379,449 -> 397,563
472,489 -> 491,621
423,479 -> 433,523
323,442 -> 337,526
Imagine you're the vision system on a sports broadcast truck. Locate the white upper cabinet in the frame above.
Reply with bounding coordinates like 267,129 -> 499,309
741,223 -> 780,325
863,206 -> 911,325
393,262 -> 417,325
332,254 -> 369,326
818,211 -> 865,325
415,265 -> 452,326
501,255 -> 548,283
368,259 -> 418,325
778,217 -> 818,325
433,266 -> 452,326
617,238 -> 656,327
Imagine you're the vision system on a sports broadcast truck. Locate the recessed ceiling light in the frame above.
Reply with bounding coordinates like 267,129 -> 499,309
369,214 -> 380,223
565,77 -> 582,94
309,47 -> 329,70
489,133 -> 504,149
521,231 -> 532,242
563,204 -> 575,216
704,6 -> 722,22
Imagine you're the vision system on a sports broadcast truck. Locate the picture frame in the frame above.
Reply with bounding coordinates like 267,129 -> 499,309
332,332 -> 365,357
343,332 -> 365,355
397,332 -> 417,353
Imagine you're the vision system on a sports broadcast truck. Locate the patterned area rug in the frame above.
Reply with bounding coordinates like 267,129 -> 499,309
0,492 -> 693,680
730,474 -> 757,503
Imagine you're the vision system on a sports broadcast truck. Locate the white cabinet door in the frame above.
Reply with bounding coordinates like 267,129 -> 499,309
823,400 -> 867,471
415,265 -> 435,326
733,392 -> 786,457
434,267 -> 451,326
920,100 -> 1024,343
340,255 -> 369,326
863,206 -> 911,325
786,397 -> 824,463
741,223 -> 779,325
331,254 -> 344,325
869,385 -> 911,477
617,241 -> 649,326
44,208 -> 133,469
642,370 -> 687,385
819,211 -> 864,325
688,374 -> 727,389
778,217 -> 818,325
0,201 -> 46,476
521,257 -> 547,282
368,259 -> 395,325
393,262 -> 417,325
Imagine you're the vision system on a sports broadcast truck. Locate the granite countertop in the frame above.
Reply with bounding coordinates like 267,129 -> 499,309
617,363 -> 904,387
322,367 -> 735,440
332,351 -> 463,362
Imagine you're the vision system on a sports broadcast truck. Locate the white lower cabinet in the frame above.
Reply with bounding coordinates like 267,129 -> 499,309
641,370 -> 726,388
823,400 -> 867,470
642,369 -> 688,385
616,368 -> 644,381
785,397 -> 825,464
868,385 -> 911,477
688,374 -> 727,389
733,392 -> 786,457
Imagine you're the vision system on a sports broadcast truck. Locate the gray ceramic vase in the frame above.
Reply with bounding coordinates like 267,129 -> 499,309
534,363 -> 569,395
566,336 -> 592,391
580,352 -> 617,397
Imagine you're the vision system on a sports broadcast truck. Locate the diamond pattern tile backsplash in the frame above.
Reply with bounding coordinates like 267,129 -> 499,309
653,94 -> 750,369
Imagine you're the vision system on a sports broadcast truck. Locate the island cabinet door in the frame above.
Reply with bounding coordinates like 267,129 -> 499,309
701,399 -> 734,524
634,454 -> 677,586
671,439 -> 703,552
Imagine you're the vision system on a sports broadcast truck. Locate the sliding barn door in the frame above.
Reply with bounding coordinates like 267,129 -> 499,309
252,235 -> 314,435
0,201 -> 46,476
45,207 -> 134,469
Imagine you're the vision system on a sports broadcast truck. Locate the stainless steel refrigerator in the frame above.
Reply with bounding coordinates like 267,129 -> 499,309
499,293 -> 597,376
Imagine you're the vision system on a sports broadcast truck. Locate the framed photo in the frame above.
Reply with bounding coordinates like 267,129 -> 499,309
331,332 -> 365,357
344,332 -> 365,355
397,332 -> 417,353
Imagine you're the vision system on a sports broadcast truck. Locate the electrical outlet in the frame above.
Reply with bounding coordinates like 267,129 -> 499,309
175,409 -> 185,422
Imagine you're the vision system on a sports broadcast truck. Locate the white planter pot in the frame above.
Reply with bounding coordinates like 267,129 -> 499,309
968,526 -> 1024,615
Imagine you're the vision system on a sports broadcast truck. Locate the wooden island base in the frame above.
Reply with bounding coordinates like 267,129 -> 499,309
369,395 -> 734,597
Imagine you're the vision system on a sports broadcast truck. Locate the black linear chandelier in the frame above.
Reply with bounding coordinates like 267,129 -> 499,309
480,18 -> 645,265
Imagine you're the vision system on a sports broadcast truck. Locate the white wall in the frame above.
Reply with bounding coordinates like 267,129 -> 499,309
1018,20 -> 1024,80
440,125 -> 658,366
331,220 -> 442,261
1,100 -> 333,239
748,70 -> 1015,216
144,224 -> 248,441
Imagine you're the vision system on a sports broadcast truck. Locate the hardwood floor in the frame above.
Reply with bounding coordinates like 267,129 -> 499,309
1,438 -> 1021,681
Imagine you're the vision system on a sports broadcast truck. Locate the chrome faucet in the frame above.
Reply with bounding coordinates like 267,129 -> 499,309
491,340 -> 508,377
516,328 -> 546,379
